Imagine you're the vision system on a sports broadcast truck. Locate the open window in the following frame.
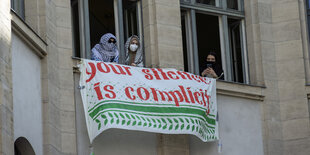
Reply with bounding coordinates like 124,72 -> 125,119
71,0 -> 143,64
181,0 -> 248,83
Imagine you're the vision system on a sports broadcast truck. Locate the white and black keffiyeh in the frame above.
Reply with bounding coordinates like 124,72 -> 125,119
124,35 -> 144,67
91,33 -> 119,63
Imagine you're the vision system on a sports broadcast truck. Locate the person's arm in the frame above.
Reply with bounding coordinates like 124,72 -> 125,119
91,48 -> 103,61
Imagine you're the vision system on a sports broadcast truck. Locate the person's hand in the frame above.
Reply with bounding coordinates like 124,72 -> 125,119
131,63 -> 136,66
208,67 -> 217,78
201,68 -> 209,77
201,67 -> 218,78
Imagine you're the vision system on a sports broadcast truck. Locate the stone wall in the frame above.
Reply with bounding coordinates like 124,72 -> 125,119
245,0 -> 310,154
0,0 -> 13,154
42,0 -> 76,154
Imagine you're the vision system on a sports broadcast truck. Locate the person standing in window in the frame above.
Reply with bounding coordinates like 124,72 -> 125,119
91,33 -> 119,63
201,52 -> 224,80
124,35 -> 143,67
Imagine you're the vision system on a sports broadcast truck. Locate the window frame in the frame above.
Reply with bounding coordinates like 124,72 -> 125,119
180,0 -> 249,84
73,0 -> 144,64
11,0 -> 25,20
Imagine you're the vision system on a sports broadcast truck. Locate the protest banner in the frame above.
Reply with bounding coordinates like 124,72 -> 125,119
79,59 -> 218,143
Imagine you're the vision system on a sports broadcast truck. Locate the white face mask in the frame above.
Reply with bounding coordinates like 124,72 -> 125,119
129,44 -> 138,52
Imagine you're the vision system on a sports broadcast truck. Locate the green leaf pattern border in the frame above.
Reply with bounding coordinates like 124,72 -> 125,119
94,110 -> 217,141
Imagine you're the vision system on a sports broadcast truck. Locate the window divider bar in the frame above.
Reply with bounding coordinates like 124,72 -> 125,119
184,10 -> 194,73
78,0 -> 91,59
238,0 -> 243,11
137,1 -> 145,66
241,20 -> 249,84
190,9 -> 200,75
117,0 -> 125,64
84,0 -> 91,59
222,0 -> 227,9
221,15 -> 232,81
180,4 -> 244,18
219,16 -> 227,80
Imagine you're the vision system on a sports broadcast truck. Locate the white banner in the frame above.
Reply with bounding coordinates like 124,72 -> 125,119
79,59 -> 218,143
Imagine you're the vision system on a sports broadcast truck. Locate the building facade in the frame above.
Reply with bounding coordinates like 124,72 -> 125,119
0,0 -> 309,154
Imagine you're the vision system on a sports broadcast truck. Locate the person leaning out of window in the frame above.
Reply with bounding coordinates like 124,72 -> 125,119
124,35 -> 143,67
91,33 -> 119,63
201,52 -> 224,80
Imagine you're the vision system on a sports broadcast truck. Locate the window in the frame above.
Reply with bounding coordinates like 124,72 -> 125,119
71,0 -> 143,64
11,0 -> 25,19
181,0 -> 248,83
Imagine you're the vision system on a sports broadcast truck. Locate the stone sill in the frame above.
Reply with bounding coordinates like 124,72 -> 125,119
217,80 -> 265,101
11,10 -> 47,58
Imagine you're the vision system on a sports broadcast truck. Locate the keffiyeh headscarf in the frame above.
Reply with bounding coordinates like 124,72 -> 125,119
91,33 -> 119,63
124,35 -> 144,66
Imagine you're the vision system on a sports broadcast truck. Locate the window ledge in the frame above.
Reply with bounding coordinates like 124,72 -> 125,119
217,80 -> 265,101
11,10 -> 47,58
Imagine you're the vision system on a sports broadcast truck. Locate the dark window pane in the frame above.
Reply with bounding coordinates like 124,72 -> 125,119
71,0 -> 80,57
196,0 -> 216,6
89,0 -> 115,48
227,0 -> 238,10
195,13 -> 222,76
123,0 -> 138,42
228,18 -> 243,83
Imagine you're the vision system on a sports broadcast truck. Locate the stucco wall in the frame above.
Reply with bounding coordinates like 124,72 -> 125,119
12,32 -> 43,155
190,94 -> 264,155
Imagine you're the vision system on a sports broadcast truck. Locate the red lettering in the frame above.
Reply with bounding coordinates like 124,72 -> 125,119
200,77 -> 211,85
186,87 -> 195,103
86,62 -> 96,83
151,68 -> 161,80
167,71 -> 179,80
191,74 -> 201,83
168,90 -> 184,106
109,64 -> 126,75
142,69 -> 154,80
205,90 -> 210,109
178,85 -> 190,103
125,87 -> 136,100
150,88 -> 173,102
122,66 -> 132,76
194,92 -> 203,105
94,82 -> 103,100
150,88 -> 159,101
176,71 -> 193,80
103,85 -> 116,99
157,68 -> 169,80
200,89 -> 206,107
97,62 -> 110,73
137,87 -> 150,100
